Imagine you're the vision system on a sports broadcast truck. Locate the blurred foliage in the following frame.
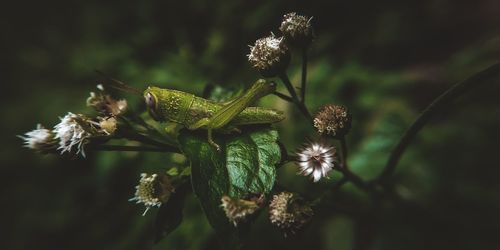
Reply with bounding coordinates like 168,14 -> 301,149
1,0 -> 500,249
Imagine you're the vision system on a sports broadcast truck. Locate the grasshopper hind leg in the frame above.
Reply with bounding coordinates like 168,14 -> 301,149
187,118 -> 222,152
207,129 -> 221,152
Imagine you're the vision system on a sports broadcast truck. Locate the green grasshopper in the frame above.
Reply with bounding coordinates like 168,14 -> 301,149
103,74 -> 284,151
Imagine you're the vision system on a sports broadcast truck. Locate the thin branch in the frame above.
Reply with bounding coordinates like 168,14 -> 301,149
278,72 -> 312,120
311,177 -> 348,206
339,136 -> 348,167
272,91 -> 294,102
300,47 -> 308,103
377,62 -> 500,183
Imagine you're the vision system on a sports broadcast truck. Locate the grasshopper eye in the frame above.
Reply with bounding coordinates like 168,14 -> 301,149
145,92 -> 160,120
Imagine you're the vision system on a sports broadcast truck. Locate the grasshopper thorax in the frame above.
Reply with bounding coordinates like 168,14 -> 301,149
144,86 -> 195,124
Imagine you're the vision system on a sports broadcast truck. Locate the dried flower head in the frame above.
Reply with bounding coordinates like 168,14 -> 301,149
269,192 -> 313,236
248,34 -> 290,77
313,104 -> 352,137
99,117 -> 117,135
18,124 -> 58,154
296,141 -> 336,182
220,194 -> 264,226
280,12 -> 313,47
129,173 -> 175,216
53,112 -> 102,157
87,90 -> 127,116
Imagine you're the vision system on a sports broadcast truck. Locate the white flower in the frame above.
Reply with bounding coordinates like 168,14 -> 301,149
296,141 -> 336,182
53,112 -> 96,157
129,173 -> 174,216
18,124 -> 57,153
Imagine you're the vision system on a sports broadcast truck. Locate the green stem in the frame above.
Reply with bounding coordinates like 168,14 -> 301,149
300,47 -> 308,103
117,128 -> 179,151
377,62 -> 500,184
90,144 -> 177,153
278,72 -> 312,120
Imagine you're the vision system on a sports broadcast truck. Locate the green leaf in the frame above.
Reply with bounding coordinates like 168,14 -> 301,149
154,182 -> 190,243
178,127 -> 280,235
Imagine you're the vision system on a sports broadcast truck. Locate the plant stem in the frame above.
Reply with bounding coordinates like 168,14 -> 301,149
300,47 -> 308,103
311,177 -> 348,206
90,144 -> 177,153
278,72 -> 312,120
339,136 -> 348,167
377,62 -> 500,184
118,128 -> 176,149
272,91 -> 294,102
337,166 -> 371,192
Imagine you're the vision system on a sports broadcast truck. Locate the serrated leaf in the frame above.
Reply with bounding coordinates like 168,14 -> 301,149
178,127 -> 280,235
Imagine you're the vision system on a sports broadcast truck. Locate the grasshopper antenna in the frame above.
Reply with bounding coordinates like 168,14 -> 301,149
95,70 -> 142,96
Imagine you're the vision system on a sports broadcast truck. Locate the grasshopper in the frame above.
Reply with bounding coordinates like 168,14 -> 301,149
101,74 -> 285,151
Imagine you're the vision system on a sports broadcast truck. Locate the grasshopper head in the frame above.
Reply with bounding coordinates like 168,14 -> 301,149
144,87 -> 162,121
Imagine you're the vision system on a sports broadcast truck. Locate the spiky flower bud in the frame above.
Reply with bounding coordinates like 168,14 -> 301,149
18,124 -> 58,154
220,194 -> 264,226
269,192 -> 313,236
313,104 -> 352,137
129,173 -> 175,216
53,112 -> 104,157
248,34 -> 290,77
296,141 -> 336,182
87,90 -> 127,117
279,12 -> 314,47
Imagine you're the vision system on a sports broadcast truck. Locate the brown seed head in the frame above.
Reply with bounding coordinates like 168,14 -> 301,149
279,12 -> 314,47
313,104 -> 352,137
248,34 -> 290,77
269,192 -> 313,236
221,194 -> 264,226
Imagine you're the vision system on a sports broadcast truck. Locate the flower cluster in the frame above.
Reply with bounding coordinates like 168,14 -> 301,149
269,192 -> 313,236
129,173 -> 175,216
54,112 -> 102,157
280,12 -> 314,47
87,88 -> 127,117
313,104 -> 352,137
248,12 -> 313,77
248,34 -> 290,77
18,124 -> 58,154
19,85 -> 127,157
220,194 -> 264,226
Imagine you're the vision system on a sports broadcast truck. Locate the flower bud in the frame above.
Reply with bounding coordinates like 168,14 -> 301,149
220,194 -> 264,226
18,124 -> 58,154
279,12 -> 314,47
269,192 -> 313,236
129,173 -> 175,216
248,34 -> 290,77
87,90 -> 127,117
313,104 -> 352,137
99,117 -> 117,135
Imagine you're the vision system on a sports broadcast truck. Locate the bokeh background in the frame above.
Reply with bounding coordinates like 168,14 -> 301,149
2,0 -> 500,249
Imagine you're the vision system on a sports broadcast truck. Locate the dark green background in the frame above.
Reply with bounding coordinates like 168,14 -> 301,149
2,0 -> 500,249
